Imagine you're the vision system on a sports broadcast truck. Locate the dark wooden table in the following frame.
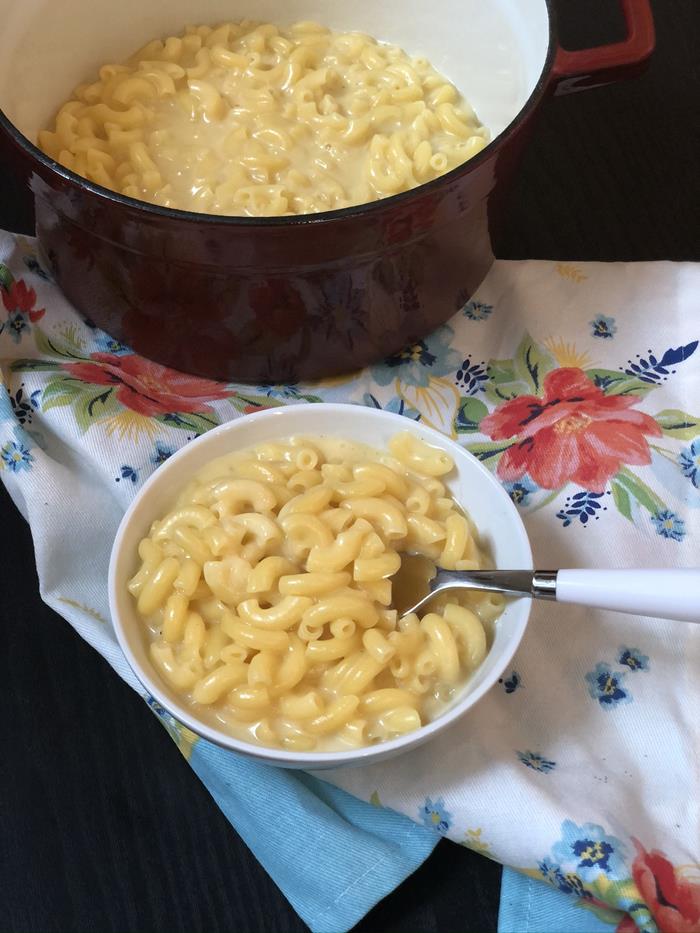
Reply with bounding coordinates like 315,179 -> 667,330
2,2 -> 698,930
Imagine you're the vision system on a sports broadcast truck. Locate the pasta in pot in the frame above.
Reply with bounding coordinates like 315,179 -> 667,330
129,432 -> 503,752
39,20 -> 490,216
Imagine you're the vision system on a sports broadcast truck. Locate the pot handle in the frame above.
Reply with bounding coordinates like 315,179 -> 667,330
551,0 -> 655,95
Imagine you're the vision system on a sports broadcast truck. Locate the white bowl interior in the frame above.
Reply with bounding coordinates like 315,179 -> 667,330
0,0 -> 550,151
109,405 -> 532,768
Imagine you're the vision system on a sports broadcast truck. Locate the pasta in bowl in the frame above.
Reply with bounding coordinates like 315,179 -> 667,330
109,405 -> 532,768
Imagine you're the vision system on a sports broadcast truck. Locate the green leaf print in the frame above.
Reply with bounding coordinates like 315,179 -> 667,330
613,467 -> 665,515
464,441 -> 513,468
484,359 -> 531,404
54,323 -> 87,355
585,368 -> 656,397
0,263 -> 14,291
73,387 -> 122,433
486,359 -> 516,384
654,409 -> 700,440
229,392 -> 286,412
11,358 -> 63,373
455,396 -> 489,434
156,411 -> 221,436
611,480 -> 633,521
42,378 -> 86,413
33,326 -> 88,361
513,333 -> 557,394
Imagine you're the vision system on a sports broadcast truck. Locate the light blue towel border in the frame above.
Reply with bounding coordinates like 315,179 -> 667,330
192,740 -> 438,932
183,733 -> 629,933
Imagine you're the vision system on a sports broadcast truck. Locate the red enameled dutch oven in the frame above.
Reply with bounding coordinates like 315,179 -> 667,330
0,0 -> 654,384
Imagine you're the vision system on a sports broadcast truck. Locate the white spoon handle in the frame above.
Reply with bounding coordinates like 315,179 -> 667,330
556,569 -> 700,622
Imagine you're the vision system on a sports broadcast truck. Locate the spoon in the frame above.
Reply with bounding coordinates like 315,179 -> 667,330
393,556 -> 700,623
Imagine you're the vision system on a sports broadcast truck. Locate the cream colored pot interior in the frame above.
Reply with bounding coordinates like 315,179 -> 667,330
0,0 -> 549,153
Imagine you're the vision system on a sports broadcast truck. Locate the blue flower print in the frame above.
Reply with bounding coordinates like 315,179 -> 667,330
679,438 -> 700,489
517,750 -> 556,773
538,860 -> 587,897
371,326 -> 462,388
585,663 -> 632,709
562,873 -> 587,898
116,465 -> 139,484
590,314 -> 617,339
462,299 -> 493,321
556,490 -> 610,527
1,438 -> 34,472
551,820 -> 627,882
362,394 -> 421,420
618,647 -> 649,672
504,477 -> 537,508
94,333 -> 131,354
420,797 -> 452,835
499,670 -> 522,693
147,695 -> 169,719
3,310 -> 29,344
10,385 -> 41,426
538,859 -> 570,893
257,384 -> 302,399
651,509 -> 686,541
622,342 -> 697,386
152,441 -> 175,467
455,357 -> 488,395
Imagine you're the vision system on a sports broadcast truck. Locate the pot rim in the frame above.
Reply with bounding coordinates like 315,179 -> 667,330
0,1 -> 557,227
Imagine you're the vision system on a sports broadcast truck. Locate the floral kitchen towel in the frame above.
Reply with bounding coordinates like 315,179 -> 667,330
1,230 -> 698,933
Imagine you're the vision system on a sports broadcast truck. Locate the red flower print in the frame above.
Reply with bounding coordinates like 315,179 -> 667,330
481,368 -> 662,492
623,840 -> 700,933
2,280 -> 46,322
63,353 -> 230,417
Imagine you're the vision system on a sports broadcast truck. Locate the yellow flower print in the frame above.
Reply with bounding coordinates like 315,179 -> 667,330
398,376 -> 460,438
103,410 -> 160,443
462,827 -> 491,855
556,263 -> 588,283
544,337 -> 594,370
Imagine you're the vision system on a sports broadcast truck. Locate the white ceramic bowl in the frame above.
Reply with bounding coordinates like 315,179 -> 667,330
109,404 -> 533,768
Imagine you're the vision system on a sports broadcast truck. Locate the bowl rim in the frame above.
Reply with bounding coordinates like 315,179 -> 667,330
108,403 -> 533,766
0,1 -> 557,228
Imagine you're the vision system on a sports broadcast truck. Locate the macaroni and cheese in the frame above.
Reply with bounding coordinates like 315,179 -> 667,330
129,433 -> 503,751
39,21 -> 489,216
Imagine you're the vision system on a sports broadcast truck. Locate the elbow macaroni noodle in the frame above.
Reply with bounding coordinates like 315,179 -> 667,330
129,433 -> 503,751
38,20 -> 490,216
